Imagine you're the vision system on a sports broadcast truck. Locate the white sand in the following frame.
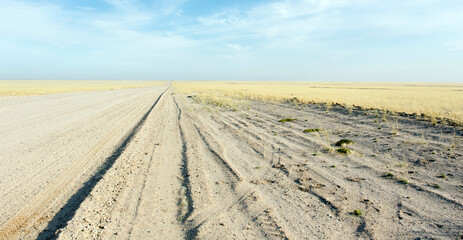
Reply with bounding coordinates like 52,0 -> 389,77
1,87 -> 462,239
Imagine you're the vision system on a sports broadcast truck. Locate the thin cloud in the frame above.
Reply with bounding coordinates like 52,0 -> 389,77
76,7 -> 96,10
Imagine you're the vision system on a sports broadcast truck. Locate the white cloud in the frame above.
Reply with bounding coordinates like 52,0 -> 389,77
226,43 -> 249,52
155,0 -> 188,16
195,0 -> 463,47
445,40 -> 463,52
103,0 -> 131,10
0,0 -> 196,63
76,7 -> 96,10
195,0 -> 347,46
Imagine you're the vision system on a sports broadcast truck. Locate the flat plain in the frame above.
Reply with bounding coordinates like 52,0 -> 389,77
0,81 -> 462,239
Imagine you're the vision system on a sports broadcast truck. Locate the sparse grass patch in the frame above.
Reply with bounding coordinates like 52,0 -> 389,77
396,163 -> 408,168
278,118 -> 297,123
173,81 -> 463,125
303,128 -> 321,133
335,139 -> 354,147
194,93 -> 237,108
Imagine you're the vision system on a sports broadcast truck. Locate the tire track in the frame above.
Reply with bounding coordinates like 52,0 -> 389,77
0,86 -> 169,240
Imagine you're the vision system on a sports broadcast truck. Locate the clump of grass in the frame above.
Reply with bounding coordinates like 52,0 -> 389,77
353,209 -> 363,216
255,166 -> 261,169
433,184 -> 441,189
331,165 -> 336,168
438,174 -> 447,178
335,139 -> 354,147
278,118 -> 297,123
303,128 -> 321,133
382,111 -> 389,122
315,129 -> 333,153
337,148 -> 351,154
346,105 -> 353,114
385,172 -> 394,178
430,115 -> 437,126
390,119 -> 400,135
313,153 -> 319,156
396,163 -> 408,168
398,178 -> 409,184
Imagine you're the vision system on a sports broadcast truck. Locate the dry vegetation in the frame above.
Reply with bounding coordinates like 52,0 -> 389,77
173,81 -> 463,125
0,80 -> 165,96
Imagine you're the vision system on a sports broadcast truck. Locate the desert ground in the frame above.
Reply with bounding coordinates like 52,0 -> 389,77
0,82 -> 462,239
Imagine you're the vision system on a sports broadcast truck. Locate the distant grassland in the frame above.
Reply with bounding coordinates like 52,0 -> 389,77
173,81 -> 463,125
0,80 -> 165,96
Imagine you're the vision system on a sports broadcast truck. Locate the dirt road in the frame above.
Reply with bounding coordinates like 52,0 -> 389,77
0,86 -> 168,239
1,86 -> 462,239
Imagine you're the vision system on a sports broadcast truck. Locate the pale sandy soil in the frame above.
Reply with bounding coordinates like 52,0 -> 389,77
1,86 -> 462,239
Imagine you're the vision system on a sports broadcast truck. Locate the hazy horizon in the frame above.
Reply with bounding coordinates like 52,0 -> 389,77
1,0 -> 463,82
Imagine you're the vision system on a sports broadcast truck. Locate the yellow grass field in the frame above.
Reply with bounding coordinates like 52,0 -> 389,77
173,81 -> 463,125
0,80 -> 165,96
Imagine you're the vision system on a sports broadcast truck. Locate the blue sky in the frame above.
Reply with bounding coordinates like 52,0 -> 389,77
1,0 -> 462,81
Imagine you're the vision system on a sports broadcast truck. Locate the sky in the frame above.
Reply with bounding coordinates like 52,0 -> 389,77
0,0 -> 462,81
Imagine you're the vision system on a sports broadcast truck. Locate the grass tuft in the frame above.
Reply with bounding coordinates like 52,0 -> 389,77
278,118 -> 297,122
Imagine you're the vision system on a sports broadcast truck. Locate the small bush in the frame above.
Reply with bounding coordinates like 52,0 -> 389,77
353,209 -> 363,216
398,178 -> 409,184
337,148 -> 351,154
335,139 -> 354,146
438,174 -> 447,178
385,172 -> 394,178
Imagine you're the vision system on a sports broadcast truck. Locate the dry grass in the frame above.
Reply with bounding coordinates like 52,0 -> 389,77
173,81 -> 463,124
0,80 -> 165,96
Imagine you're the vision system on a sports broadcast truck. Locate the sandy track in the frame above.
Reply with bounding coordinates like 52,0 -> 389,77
0,86 -> 168,239
1,88 -> 462,239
